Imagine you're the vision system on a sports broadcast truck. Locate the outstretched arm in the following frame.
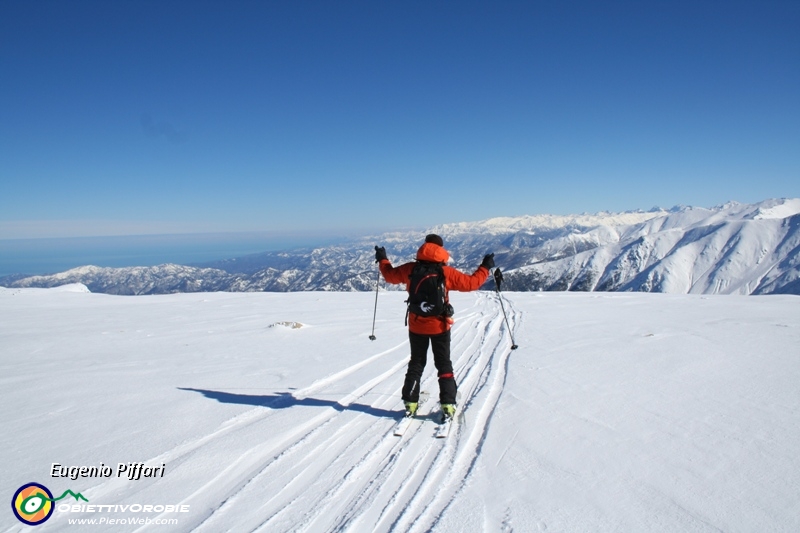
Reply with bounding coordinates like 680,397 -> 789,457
444,264 -> 490,292
444,253 -> 494,291
375,246 -> 412,285
379,260 -> 414,285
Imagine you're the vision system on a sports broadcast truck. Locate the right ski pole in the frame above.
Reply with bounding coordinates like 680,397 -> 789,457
493,268 -> 518,350
369,266 -> 380,341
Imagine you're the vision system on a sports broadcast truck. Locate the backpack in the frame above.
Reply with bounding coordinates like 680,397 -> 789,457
405,261 -> 448,322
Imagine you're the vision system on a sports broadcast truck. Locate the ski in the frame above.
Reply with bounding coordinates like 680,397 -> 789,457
393,391 -> 429,437
434,415 -> 454,438
393,416 -> 414,437
435,393 -> 460,438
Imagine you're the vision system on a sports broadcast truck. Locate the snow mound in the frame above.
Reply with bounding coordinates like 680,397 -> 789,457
269,321 -> 306,329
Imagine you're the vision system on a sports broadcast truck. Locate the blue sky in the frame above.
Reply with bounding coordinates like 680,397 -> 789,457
1,0 -> 798,240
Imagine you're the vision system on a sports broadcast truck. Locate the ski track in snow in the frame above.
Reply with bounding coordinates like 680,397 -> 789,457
103,292 -> 519,533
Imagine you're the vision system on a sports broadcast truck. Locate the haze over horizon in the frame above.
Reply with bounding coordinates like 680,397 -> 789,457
2,1 -> 798,242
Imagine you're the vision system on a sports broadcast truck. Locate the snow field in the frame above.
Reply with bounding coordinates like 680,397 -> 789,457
1,287 -> 799,532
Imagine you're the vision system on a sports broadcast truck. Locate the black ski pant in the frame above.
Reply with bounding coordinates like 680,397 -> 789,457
402,330 -> 457,405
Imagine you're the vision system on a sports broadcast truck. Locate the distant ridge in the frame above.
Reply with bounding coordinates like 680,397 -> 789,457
4,198 -> 799,295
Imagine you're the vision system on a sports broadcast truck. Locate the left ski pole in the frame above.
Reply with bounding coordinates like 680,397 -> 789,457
493,268 -> 518,350
369,267 -> 380,340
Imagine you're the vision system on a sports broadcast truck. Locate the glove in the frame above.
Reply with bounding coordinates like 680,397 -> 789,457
481,253 -> 495,269
375,246 -> 387,263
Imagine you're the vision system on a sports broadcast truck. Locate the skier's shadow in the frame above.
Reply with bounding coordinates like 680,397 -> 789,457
178,387 -> 398,419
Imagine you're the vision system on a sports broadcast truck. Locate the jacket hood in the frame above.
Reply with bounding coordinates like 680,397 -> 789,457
416,242 -> 449,263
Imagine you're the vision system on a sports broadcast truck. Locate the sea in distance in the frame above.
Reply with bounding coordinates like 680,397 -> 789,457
0,232 -> 348,278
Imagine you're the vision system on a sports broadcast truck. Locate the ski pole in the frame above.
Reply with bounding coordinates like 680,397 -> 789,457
493,268 -> 518,350
369,267 -> 380,340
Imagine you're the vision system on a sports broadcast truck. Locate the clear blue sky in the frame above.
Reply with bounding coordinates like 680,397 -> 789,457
2,0 -> 798,240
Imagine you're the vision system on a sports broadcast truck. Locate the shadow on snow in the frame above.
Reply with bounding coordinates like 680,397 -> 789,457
178,387 -> 398,419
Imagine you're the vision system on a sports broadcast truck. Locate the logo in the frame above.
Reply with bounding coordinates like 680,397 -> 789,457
11,483 -> 88,526
419,301 -> 434,313
11,483 -> 54,526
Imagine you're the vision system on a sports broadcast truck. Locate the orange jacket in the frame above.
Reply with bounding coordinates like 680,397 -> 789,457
379,242 -> 490,335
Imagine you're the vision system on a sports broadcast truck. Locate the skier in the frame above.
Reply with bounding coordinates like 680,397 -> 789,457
375,234 -> 494,421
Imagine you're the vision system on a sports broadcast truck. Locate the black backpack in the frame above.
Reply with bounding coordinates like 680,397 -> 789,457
406,261 -> 449,322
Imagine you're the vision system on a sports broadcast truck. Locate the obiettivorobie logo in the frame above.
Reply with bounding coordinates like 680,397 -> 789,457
11,483 -> 88,526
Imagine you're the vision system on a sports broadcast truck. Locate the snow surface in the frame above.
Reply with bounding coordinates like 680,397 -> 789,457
2,287 -> 799,532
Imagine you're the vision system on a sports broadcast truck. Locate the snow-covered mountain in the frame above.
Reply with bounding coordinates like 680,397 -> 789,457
6,198 -> 800,295
504,198 -> 800,295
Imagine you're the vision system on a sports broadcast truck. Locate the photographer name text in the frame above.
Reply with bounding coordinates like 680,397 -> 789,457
51,462 -> 166,481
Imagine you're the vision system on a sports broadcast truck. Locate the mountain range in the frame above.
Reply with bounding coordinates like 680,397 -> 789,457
4,198 -> 800,296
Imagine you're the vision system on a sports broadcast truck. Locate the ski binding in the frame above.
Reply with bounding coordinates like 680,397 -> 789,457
393,391 -> 429,437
